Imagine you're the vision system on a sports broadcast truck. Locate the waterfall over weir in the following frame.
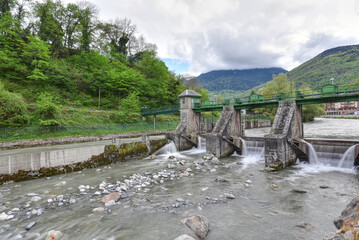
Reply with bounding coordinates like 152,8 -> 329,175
240,139 -> 264,157
302,141 -> 356,169
198,136 -> 206,150
154,141 -> 178,156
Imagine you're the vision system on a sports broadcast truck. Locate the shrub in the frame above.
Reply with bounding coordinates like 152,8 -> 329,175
35,92 -> 61,121
0,81 -> 29,127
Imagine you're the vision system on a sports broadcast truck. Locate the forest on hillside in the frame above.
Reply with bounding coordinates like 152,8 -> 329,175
0,0 -> 186,127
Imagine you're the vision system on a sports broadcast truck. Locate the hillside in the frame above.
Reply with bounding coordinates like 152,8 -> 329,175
0,0 -> 185,128
197,68 -> 287,92
287,45 -> 359,89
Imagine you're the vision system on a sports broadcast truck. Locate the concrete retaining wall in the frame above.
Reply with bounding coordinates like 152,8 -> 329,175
0,138 -> 168,184
0,130 -> 172,150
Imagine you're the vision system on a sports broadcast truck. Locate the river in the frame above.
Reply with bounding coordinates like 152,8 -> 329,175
0,118 -> 358,239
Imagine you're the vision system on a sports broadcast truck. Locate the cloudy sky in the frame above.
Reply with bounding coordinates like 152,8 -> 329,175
63,0 -> 359,75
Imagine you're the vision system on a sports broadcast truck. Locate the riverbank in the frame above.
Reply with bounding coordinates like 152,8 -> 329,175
322,115 -> 359,119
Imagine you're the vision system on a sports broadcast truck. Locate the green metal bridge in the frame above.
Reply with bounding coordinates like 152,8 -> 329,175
141,83 -> 359,116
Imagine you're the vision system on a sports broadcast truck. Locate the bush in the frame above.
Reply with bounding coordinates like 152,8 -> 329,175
35,92 -> 61,121
0,81 -> 29,127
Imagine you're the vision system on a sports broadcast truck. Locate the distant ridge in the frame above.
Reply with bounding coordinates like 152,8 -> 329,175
197,68 -> 287,91
287,44 -> 359,89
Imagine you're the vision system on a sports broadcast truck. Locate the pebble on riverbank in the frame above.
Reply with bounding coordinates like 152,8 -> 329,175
45,230 -> 63,240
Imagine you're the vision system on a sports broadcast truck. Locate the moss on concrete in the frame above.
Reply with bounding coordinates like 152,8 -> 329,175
0,138 -> 168,184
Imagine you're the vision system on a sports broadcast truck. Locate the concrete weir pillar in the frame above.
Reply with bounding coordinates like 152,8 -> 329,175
206,106 -> 243,157
264,101 -> 303,170
166,90 -> 202,151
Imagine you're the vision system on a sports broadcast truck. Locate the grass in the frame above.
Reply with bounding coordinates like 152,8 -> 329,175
0,121 -> 179,142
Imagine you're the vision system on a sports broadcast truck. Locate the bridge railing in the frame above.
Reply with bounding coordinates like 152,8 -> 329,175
141,83 -> 359,115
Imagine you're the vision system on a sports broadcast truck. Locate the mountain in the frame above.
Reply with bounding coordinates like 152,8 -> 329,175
197,68 -> 287,92
287,45 -> 359,89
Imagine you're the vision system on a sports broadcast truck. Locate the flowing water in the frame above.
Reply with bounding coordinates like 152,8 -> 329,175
0,118 -> 358,239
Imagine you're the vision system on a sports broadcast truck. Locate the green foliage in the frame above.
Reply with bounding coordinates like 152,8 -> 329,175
35,92 -> 60,121
254,73 -> 290,116
302,104 -> 326,122
253,74 -> 325,121
0,0 -> 186,128
299,84 -> 327,122
119,92 -> 141,113
0,80 -> 29,127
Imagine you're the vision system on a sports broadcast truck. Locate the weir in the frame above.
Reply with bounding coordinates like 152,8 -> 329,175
165,89 -> 359,170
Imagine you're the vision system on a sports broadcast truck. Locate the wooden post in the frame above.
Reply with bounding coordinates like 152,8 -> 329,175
154,115 -> 156,130
98,88 -> 101,109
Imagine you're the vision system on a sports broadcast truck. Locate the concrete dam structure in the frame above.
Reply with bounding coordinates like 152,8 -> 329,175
167,90 -> 359,170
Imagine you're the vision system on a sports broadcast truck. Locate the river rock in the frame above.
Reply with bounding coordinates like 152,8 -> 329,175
203,154 -> 214,160
292,189 -> 307,193
215,176 -> 229,182
101,192 -> 120,204
105,200 -> 116,207
27,193 -> 38,197
225,193 -> 236,199
45,230 -> 63,240
334,195 -> 359,229
92,207 -> 105,213
174,234 -> 196,240
25,221 -> 36,231
0,212 -> 13,221
54,181 -> 66,187
31,196 -> 42,202
210,157 -> 220,165
180,215 -> 210,239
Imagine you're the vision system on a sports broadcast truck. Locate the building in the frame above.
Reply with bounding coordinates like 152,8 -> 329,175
326,101 -> 359,115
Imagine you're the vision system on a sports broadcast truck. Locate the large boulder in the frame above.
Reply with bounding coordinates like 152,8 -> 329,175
180,215 -> 210,239
334,196 -> 359,229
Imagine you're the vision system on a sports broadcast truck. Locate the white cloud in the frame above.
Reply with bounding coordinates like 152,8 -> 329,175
62,0 -> 359,74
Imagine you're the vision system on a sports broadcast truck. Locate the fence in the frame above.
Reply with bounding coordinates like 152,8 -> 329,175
0,122 -> 179,142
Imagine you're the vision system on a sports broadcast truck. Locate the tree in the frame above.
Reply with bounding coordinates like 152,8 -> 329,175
77,1 -> 98,52
299,84 -> 326,122
254,73 -> 291,116
0,12 -> 26,81
33,0 -> 64,56
0,0 -> 16,18
21,34 -> 51,84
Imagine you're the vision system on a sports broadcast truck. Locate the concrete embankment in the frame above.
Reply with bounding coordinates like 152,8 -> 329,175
0,137 -> 168,184
0,130 -> 172,150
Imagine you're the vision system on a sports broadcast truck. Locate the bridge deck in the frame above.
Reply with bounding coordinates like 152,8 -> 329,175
141,84 -> 359,116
